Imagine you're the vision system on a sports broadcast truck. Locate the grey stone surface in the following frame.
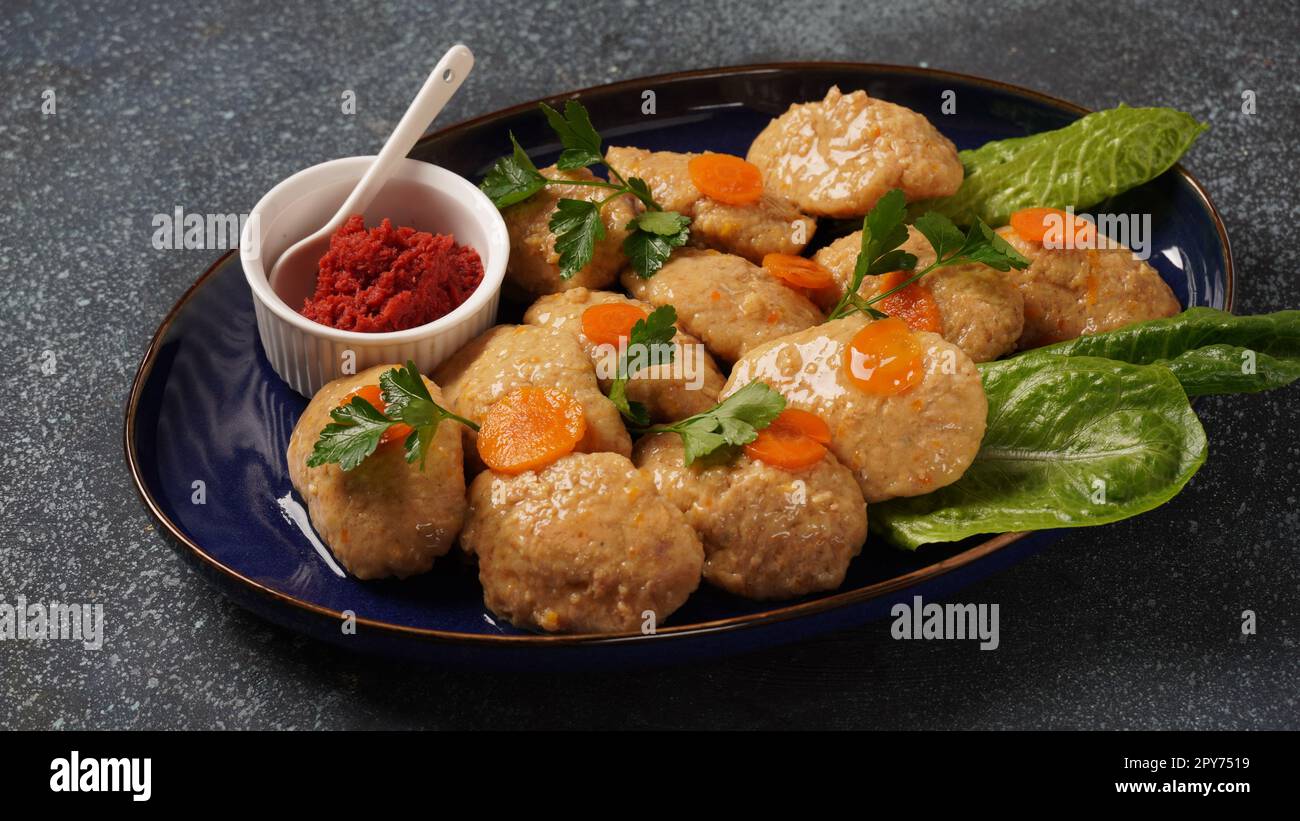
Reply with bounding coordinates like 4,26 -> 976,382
1,0 -> 1297,729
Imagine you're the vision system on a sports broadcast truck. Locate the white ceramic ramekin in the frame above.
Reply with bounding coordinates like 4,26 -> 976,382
241,156 -> 507,397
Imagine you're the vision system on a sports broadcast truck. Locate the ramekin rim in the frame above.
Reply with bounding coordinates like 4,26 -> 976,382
240,155 -> 508,344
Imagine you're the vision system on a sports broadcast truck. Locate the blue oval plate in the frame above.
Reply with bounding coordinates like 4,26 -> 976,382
125,63 -> 1232,669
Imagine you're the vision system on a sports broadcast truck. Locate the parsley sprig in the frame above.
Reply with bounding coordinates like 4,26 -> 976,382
607,305 -> 678,426
826,189 -> 1030,321
306,361 -> 478,472
480,100 -> 691,279
641,381 -> 787,465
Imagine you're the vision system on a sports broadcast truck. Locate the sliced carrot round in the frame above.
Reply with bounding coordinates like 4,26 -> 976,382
1009,207 -> 1096,247
843,317 -> 924,396
763,253 -> 836,290
344,384 -> 412,444
744,408 -> 832,470
348,384 -> 385,407
580,303 -> 648,348
477,387 -> 587,475
768,407 -> 832,444
871,270 -> 943,334
687,153 -> 764,205
744,420 -> 827,471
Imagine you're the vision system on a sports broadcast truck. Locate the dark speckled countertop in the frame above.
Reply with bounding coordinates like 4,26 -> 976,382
2,0 -> 1297,730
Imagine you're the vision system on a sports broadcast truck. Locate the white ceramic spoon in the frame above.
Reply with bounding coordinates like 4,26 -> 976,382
268,43 -> 474,292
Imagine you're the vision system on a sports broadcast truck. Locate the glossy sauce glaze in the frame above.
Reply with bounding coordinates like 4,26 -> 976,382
746,86 -> 964,218
724,315 -> 987,503
813,226 -> 1025,362
522,287 -> 725,422
623,248 -> 823,362
998,226 -> 1180,349
433,324 -> 632,471
605,146 -> 816,263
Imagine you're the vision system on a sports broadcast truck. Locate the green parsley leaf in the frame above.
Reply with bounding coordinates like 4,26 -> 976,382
644,381 -> 787,466
399,428 -> 428,468
480,133 -> 546,208
636,209 -> 691,236
631,304 -> 679,349
675,424 -> 731,465
307,362 -> 478,473
868,249 -> 919,278
911,211 -> 965,260
378,360 -> 437,425
540,100 -> 603,170
606,305 -> 678,424
607,378 -> 648,428
861,188 -> 912,267
486,101 -> 691,280
829,189 -> 916,320
947,220 -> 1030,271
550,199 -> 606,279
864,218 -> 1029,312
913,212 -> 1027,271
305,396 -> 397,472
828,189 -> 1030,321
624,176 -> 660,210
623,211 -> 690,279
482,100 -> 689,281
379,360 -> 481,470
622,231 -> 685,280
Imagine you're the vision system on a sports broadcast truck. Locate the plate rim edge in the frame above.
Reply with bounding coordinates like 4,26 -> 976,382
122,60 -> 1236,649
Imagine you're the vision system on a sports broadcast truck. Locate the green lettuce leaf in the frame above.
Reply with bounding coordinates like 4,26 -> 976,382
913,105 -> 1207,226
1025,308 -> 1300,396
870,355 -> 1207,548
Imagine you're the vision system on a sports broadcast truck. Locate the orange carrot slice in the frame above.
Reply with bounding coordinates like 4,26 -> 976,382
871,270 -> 943,334
581,303 -> 649,348
687,153 -> 764,205
1009,207 -> 1096,247
843,317 -> 924,396
744,426 -> 827,471
477,387 -> 587,475
744,408 -> 831,470
344,384 -> 412,444
768,407 -> 832,444
763,253 -> 836,290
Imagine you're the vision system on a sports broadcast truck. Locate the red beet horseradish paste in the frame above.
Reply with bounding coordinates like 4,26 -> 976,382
299,215 -> 484,332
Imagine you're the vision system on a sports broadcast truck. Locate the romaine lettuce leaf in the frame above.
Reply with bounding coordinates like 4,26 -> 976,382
870,354 -> 1207,548
913,105 -> 1207,226
1024,308 -> 1300,396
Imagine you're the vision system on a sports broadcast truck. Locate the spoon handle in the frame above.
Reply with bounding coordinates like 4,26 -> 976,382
333,43 -> 475,220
